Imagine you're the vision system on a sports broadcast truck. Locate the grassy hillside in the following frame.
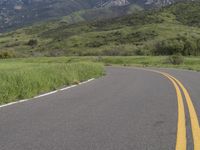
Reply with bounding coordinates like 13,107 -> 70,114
1,2 -> 200,57
0,0 -> 148,32
0,0 -> 98,32
59,4 -> 143,25
0,0 -> 175,32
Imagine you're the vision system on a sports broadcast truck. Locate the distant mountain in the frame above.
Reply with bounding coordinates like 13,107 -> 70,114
1,1 -> 200,57
0,0 -> 96,32
0,0 -> 195,32
96,0 -> 130,7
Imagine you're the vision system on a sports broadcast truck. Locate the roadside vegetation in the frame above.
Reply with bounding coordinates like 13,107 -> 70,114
96,56 -> 200,71
0,59 -> 104,105
0,55 -> 199,105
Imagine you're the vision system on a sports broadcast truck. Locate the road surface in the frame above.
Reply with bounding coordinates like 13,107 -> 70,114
0,67 -> 199,150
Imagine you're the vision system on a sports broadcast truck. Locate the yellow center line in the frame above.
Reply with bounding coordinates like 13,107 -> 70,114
137,68 -> 187,150
134,67 -> 200,149
157,72 -> 187,150
166,73 -> 200,150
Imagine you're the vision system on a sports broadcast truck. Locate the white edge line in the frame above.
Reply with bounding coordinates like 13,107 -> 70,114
34,90 -> 58,98
0,78 -> 95,109
60,85 -> 77,91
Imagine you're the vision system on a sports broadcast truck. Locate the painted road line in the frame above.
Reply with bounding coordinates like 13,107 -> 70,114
0,78 -> 95,109
0,99 -> 29,108
140,67 -> 199,150
60,85 -> 77,91
167,74 -> 200,150
138,68 -> 187,150
161,73 -> 187,150
34,90 -> 58,98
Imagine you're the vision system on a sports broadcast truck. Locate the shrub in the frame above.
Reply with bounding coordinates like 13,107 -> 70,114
27,39 -> 38,46
154,39 -> 184,55
0,51 -> 16,59
86,40 -> 105,47
176,36 -> 199,55
154,37 -> 200,56
195,39 -> 200,55
167,54 -> 184,65
183,39 -> 197,55
127,30 -> 158,43
134,49 -> 145,55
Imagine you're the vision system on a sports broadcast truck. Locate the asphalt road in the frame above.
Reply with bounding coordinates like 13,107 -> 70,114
0,67 -> 199,150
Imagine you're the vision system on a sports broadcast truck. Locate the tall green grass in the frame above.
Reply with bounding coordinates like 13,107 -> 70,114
0,61 -> 104,104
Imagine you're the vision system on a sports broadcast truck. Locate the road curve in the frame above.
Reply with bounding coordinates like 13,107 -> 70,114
0,67 -> 199,150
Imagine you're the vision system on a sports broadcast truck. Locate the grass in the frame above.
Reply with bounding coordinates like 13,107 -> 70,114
8,56 -> 199,71
0,56 -> 199,105
97,56 -> 200,71
0,59 -> 104,105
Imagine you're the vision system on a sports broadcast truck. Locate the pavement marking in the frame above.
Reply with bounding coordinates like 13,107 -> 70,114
0,99 -> 29,108
159,72 -> 187,150
60,85 -> 77,91
139,68 -> 199,150
167,74 -> 200,150
34,90 -> 58,98
0,78 -> 95,109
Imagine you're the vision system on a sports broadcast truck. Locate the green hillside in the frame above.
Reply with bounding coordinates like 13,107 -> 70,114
60,4 -> 143,25
1,1 -> 200,57
0,0 -> 178,32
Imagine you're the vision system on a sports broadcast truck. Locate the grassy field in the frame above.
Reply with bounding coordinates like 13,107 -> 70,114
9,56 -> 200,71
97,56 -> 200,71
0,59 -> 104,105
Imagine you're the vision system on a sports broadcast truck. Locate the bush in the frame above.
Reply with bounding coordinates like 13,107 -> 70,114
154,37 -> 200,56
134,49 -> 145,55
0,51 -> 15,59
127,30 -> 158,43
167,54 -> 184,65
27,39 -> 38,46
86,40 -> 105,48
183,39 -> 197,55
154,39 -> 184,55
176,36 -> 199,55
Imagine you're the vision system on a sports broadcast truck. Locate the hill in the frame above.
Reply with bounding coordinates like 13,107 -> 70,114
0,0 -> 192,32
0,1 -> 200,57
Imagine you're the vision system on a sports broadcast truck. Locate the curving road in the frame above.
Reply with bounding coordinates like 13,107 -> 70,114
0,67 -> 199,150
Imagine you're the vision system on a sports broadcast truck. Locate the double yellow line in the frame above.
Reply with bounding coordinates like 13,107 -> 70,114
147,69 -> 200,150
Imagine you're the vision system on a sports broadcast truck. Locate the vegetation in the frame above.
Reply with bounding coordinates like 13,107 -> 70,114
1,2 -> 200,105
10,56 -> 199,71
27,39 -> 38,46
0,51 -> 16,59
0,59 -> 104,104
1,2 -> 200,57
166,54 -> 184,65
153,36 -> 200,55
169,2 -> 200,27
95,56 -> 200,71
0,0 -> 143,32
0,55 -> 199,105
